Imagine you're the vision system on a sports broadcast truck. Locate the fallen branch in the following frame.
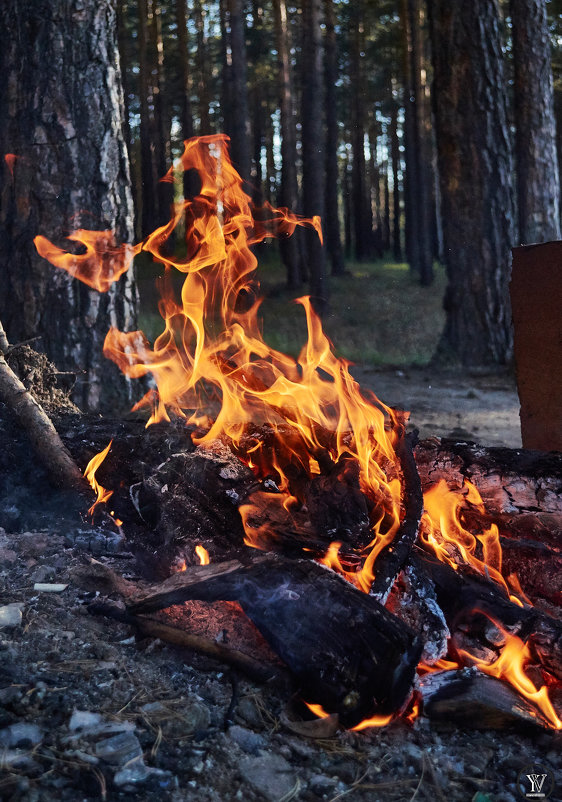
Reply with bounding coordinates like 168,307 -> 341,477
0,319 -> 85,490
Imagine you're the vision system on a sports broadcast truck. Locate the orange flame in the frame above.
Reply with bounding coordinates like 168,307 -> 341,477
420,479 -> 526,602
195,545 -> 210,565
36,134 -> 403,591
458,617 -> 562,730
4,153 -> 18,178
84,440 -> 113,516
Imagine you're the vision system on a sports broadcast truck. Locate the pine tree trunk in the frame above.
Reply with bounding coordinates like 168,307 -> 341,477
511,0 -> 561,244
138,0 -> 158,237
194,0 -> 212,134
227,0 -> 252,184
390,105 -> 402,261
350,1 -> 372,261
150,0 -> 173,228
324,0 -> 345,276
428,0 -> 516,365
219,0 -> 233,139
301,0 -> 328,311
0,0 -> 138,413
175,0 -> 194,143
273,0 -> 302,287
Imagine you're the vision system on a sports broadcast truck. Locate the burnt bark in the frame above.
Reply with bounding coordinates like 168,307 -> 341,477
428,0 -> 516,365
511,0 -> 561,244
0,0 -> 138,413
301,0 -> 328,311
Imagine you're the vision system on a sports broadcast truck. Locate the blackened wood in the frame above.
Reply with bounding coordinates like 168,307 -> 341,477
128,554 -> 423,727
370,431 -> 423,601
89,597 -> 278,683
413,551 -> 562,681
419,668 -> 555,730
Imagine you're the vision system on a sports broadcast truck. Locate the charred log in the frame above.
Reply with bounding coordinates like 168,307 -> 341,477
413,551 -> 562,681
370,431 -> 424,601
419,668 -> 556,730
128,553 -> 423,727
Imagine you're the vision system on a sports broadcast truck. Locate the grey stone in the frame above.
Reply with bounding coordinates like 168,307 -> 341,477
239,753 -> 297,802
94,731 -> 143,766
228,725 -> 266,755
31,565 -> 56,583
0,721 -> 43,747
69,710 -> 103,731
0,603 -> 24,628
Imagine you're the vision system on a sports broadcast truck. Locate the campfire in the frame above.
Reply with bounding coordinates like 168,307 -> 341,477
27,135 -> 562,732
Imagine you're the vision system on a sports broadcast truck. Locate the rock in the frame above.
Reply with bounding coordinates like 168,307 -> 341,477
0,603 -> 24,628
68,710 -> 103,731
31,565 -> 56,583
94,731 -> 143,766
239,753 -> 297,801
0,721 -> 43,747
228,724 -> 266,755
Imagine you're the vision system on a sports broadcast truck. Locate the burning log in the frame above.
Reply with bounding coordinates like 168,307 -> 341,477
419,668 -> 556,730
412,551 -> 562,682
0,319 -> 85,490
415,438 -> 562,604
127,553 -> 423,727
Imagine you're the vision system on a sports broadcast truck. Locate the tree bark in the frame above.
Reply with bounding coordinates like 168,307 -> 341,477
390,104 -> 402,261
0,0 -> 138,413
301,0 -> 328,311
511,0 -> 561,244
193,0 -> 212,134
428,0 -> 516,365
273,0 -> 303,287
150,0 -> 174,228
324,0 -> 346,276
350,1 -> 372,261
226,0 -> 252,184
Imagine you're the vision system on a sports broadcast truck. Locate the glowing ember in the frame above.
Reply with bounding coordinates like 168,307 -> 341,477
195,545 -> 210,565
84,440 -> 113,517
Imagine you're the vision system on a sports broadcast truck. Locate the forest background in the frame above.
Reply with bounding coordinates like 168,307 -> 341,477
0,0 -> 561,413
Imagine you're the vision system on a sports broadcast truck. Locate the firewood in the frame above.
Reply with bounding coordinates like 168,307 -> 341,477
419,668 -> 555,730
0,319 -> 85,490
412,550 -> 562,681
88,597 -> 279,684
370,431 -> 424,602
127,553 -> 423,727
415,438 -> 562,604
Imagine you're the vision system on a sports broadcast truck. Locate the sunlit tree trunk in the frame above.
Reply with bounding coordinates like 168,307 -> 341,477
0,0 -> 138,412
273,0 -> 302,286
390,104 -> 402,260
428,0 -> 516,365
511,0 -> 560,243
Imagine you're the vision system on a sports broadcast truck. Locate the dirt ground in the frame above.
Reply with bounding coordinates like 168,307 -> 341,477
352,366 -> 522,448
